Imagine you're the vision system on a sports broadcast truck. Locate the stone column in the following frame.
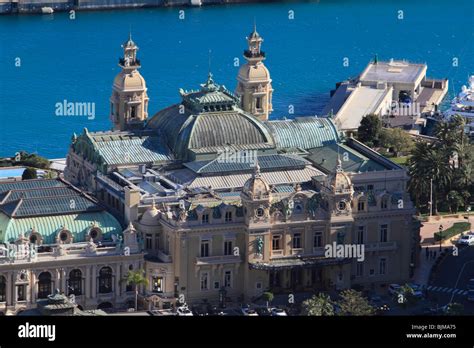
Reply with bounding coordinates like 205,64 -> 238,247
60,269 -> 67,293
91,265 -> 97,299
115,263 -> 121,299
6,272 -> 12,306
85,267 -> 91,299
30,272 -> 37,303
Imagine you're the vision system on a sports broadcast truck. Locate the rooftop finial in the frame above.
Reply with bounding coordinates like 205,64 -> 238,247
336,147 -> 343,173
254,158 -> 261,178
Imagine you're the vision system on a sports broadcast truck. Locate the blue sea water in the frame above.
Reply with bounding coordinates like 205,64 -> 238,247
0,0 -> 472,158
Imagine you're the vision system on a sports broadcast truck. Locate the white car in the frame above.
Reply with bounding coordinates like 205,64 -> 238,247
457,234 -> 474,246
388,284 -> 402,296
457,233 -> 474,245
241,306 -> 258,316
176,305 -> 193,316
271,308 -> 288,316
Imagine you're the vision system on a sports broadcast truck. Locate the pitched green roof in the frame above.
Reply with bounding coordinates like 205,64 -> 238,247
0,211 -> 122,244
265,117 -> 340,150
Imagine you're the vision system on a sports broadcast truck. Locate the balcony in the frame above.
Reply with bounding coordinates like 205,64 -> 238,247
270,249 -> 284,258
195,255 -> 241,266
290,248 -> 304,256
364,241 -> 397,252
145,250 -> 172,263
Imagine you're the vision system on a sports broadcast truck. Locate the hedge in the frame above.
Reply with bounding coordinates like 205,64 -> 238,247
434,222 -> 471,242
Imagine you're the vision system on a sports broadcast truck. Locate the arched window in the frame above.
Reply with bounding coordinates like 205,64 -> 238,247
38,272 -> 52,299
98,267 -> 113,294
0,276 -> 6,302
68,269 -> 82,296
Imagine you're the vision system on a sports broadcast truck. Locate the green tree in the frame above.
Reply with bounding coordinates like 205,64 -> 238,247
302,293 -> 335,316
262,291 -> 274,308
125,270 -> 148,312
357,114 -> 382,147
380,128 -> 414,156
447,190 -> 464,213
337,289 -> 374,316
407,142 -> 435,212
17,151 -> 49,169
22,167 -> 37,180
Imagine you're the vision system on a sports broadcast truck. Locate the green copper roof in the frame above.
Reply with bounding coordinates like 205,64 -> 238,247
0,179 -> 101,218
0,211 -> 122,244
0,178 -> 123,243
305,142 -> 387,173
73,129 -> 172,169
184,154 -> 308,174
265,117 -> 340,150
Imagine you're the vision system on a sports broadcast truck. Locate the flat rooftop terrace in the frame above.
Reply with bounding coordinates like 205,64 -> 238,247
360,61 -> 426,84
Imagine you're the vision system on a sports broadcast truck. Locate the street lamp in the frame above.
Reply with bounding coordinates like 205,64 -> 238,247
439,225 -> 443,252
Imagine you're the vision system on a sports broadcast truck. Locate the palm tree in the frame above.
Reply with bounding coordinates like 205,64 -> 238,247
302,293 -> 335,316
408,142 -> 434,212
125,270 -> 148,312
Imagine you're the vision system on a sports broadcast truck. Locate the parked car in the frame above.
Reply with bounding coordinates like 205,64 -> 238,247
176,304 -> 193,316
388,284 -> 402,296
457,234 -> 474,246
271,308 -> 288,316
241,305 -> 258,316
255,307 -> 272,316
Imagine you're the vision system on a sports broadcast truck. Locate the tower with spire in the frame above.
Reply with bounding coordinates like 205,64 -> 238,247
110,33 -> 149,131
236,24 -> 273,121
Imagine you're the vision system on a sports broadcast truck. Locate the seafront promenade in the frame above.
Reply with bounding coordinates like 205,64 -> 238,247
0,0 -> 255,14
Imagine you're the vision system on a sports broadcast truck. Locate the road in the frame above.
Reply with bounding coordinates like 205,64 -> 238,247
428,244 -> 474,314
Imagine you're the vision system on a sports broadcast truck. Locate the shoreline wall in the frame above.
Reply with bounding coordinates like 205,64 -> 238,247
0,0 -> 268,13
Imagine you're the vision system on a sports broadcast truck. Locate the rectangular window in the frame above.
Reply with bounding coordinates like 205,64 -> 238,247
313,232 -> 322,248
272,235 -> 282,250
356,262 -> 364,277
357,201 -> 365,211
292,233 -> 302,249
200,272 -> 209,291
200,240 -> 210,257
214,281 -> 220,290
224,240 -> 233,256
379,258 -> 387,275
356,226 -> 365,245
202,214 -> 209,224
256,97 -> 262,109
224,270 -> 232,288
381,198 -> 388,210
225,211 -> 233,222
367,185 -> 374,191
152,276 -> 163,293
380,224 -> 388,243
146,234 -> 153,250
17,285 -> 26,301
